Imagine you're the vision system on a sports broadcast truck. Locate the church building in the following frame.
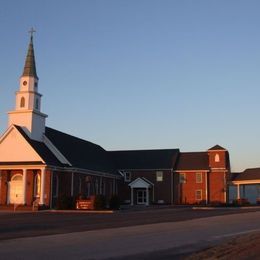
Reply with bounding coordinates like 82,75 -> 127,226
0,34 -> 233,210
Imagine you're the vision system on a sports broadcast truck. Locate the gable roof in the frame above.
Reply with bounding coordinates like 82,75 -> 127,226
45,127 -> 117,174
208,145 -> 226,151
14,125 -> 64,166
109,149 -> 179,170
176,152 -> 209,171
232,168 -> 260,181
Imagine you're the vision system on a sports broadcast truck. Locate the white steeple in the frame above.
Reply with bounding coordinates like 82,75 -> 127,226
8,29 -> 47,141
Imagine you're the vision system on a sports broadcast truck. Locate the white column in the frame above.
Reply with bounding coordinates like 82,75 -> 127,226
146,187 -> 149,206
22,169 -> 27,205
71,172 -> 74,197
40,168 -> 46,205
131,188 -> 133,206
237,184 -> 240,200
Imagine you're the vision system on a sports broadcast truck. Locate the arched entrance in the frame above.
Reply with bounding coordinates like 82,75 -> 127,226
8,174 -> 23,204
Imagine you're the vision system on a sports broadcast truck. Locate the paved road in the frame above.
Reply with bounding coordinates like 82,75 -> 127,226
0,210 -> 260,259
0,207 -> 259,240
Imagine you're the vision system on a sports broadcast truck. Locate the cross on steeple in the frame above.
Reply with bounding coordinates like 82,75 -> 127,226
28,27 -> 36,41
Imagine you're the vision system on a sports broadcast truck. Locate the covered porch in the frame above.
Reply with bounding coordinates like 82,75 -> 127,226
128,177 -> 154,206
230,168 -> 260,204
0,164 -> 50,208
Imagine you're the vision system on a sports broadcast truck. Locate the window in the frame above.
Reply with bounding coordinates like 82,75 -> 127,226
196,172 -> 202,183
156,171 -> 163,182
215,153 -> 220,162
195,190 -> 202,200
124,172 -> 131,182
179,173 -> 186,184
20,97 -> 25,108
35,98 -> 39,110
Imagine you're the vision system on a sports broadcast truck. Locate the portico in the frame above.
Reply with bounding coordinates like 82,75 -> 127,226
0,165 -> 50,207
128,177 -> 154,206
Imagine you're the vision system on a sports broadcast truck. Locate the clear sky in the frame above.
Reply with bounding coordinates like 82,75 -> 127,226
1,0 -> 260,171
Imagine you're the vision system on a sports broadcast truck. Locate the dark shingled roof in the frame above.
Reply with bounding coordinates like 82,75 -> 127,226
208,145 -> 226,151
232,168 -> 260,181
176,152 -> 209,171
22,36 -> 38,79
109,149 -> 180,170
15,125 -> 65,167
45,127 -> 117,174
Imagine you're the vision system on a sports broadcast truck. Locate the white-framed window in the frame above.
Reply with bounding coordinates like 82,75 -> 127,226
196,172 -> 202,183
179,173 -> 186,184
195,190 -> 202,200
124,171 -> 131,182
215,153 -> 220,162
156,171 -> 163,182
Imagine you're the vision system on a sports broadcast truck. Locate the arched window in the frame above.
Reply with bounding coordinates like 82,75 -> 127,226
215,153 -> 220,162
12,174 -> 23,181
34,173 -> 41,197
20,97 -> 25,108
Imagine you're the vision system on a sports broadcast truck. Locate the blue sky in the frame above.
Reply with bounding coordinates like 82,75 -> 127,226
1,0 -> 260,171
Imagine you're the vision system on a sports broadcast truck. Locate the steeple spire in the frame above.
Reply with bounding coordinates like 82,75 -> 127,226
22,28 -> 38,79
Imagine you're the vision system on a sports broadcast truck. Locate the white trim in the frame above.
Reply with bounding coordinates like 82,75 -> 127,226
128,177 -> 152,189
175,170 -> 209,173
232,180 -> 260,185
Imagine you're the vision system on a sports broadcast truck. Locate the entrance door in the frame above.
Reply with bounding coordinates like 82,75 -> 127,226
9,175 -> 23,204
137,190 -> 147,205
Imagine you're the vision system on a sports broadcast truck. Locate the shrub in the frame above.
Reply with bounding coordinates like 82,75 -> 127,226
94,195 -> 106,210
109,195 -> 121,210
57,195 -> 75,210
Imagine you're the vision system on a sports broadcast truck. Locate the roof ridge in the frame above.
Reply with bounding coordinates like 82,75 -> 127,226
45,126 -> 105,150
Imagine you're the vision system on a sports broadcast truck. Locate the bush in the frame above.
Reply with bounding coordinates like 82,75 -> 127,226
109,195 -> 121,210
57,195 -> 75,210
94,195 -> 106,210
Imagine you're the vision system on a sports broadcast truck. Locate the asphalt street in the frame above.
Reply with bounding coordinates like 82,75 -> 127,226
0,207 -> 259,240
0,210 -> 260,259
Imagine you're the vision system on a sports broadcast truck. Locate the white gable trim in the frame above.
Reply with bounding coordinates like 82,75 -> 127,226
128,177 -> 153,189
0,125 -> 45,163
43,135 -> 72,166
